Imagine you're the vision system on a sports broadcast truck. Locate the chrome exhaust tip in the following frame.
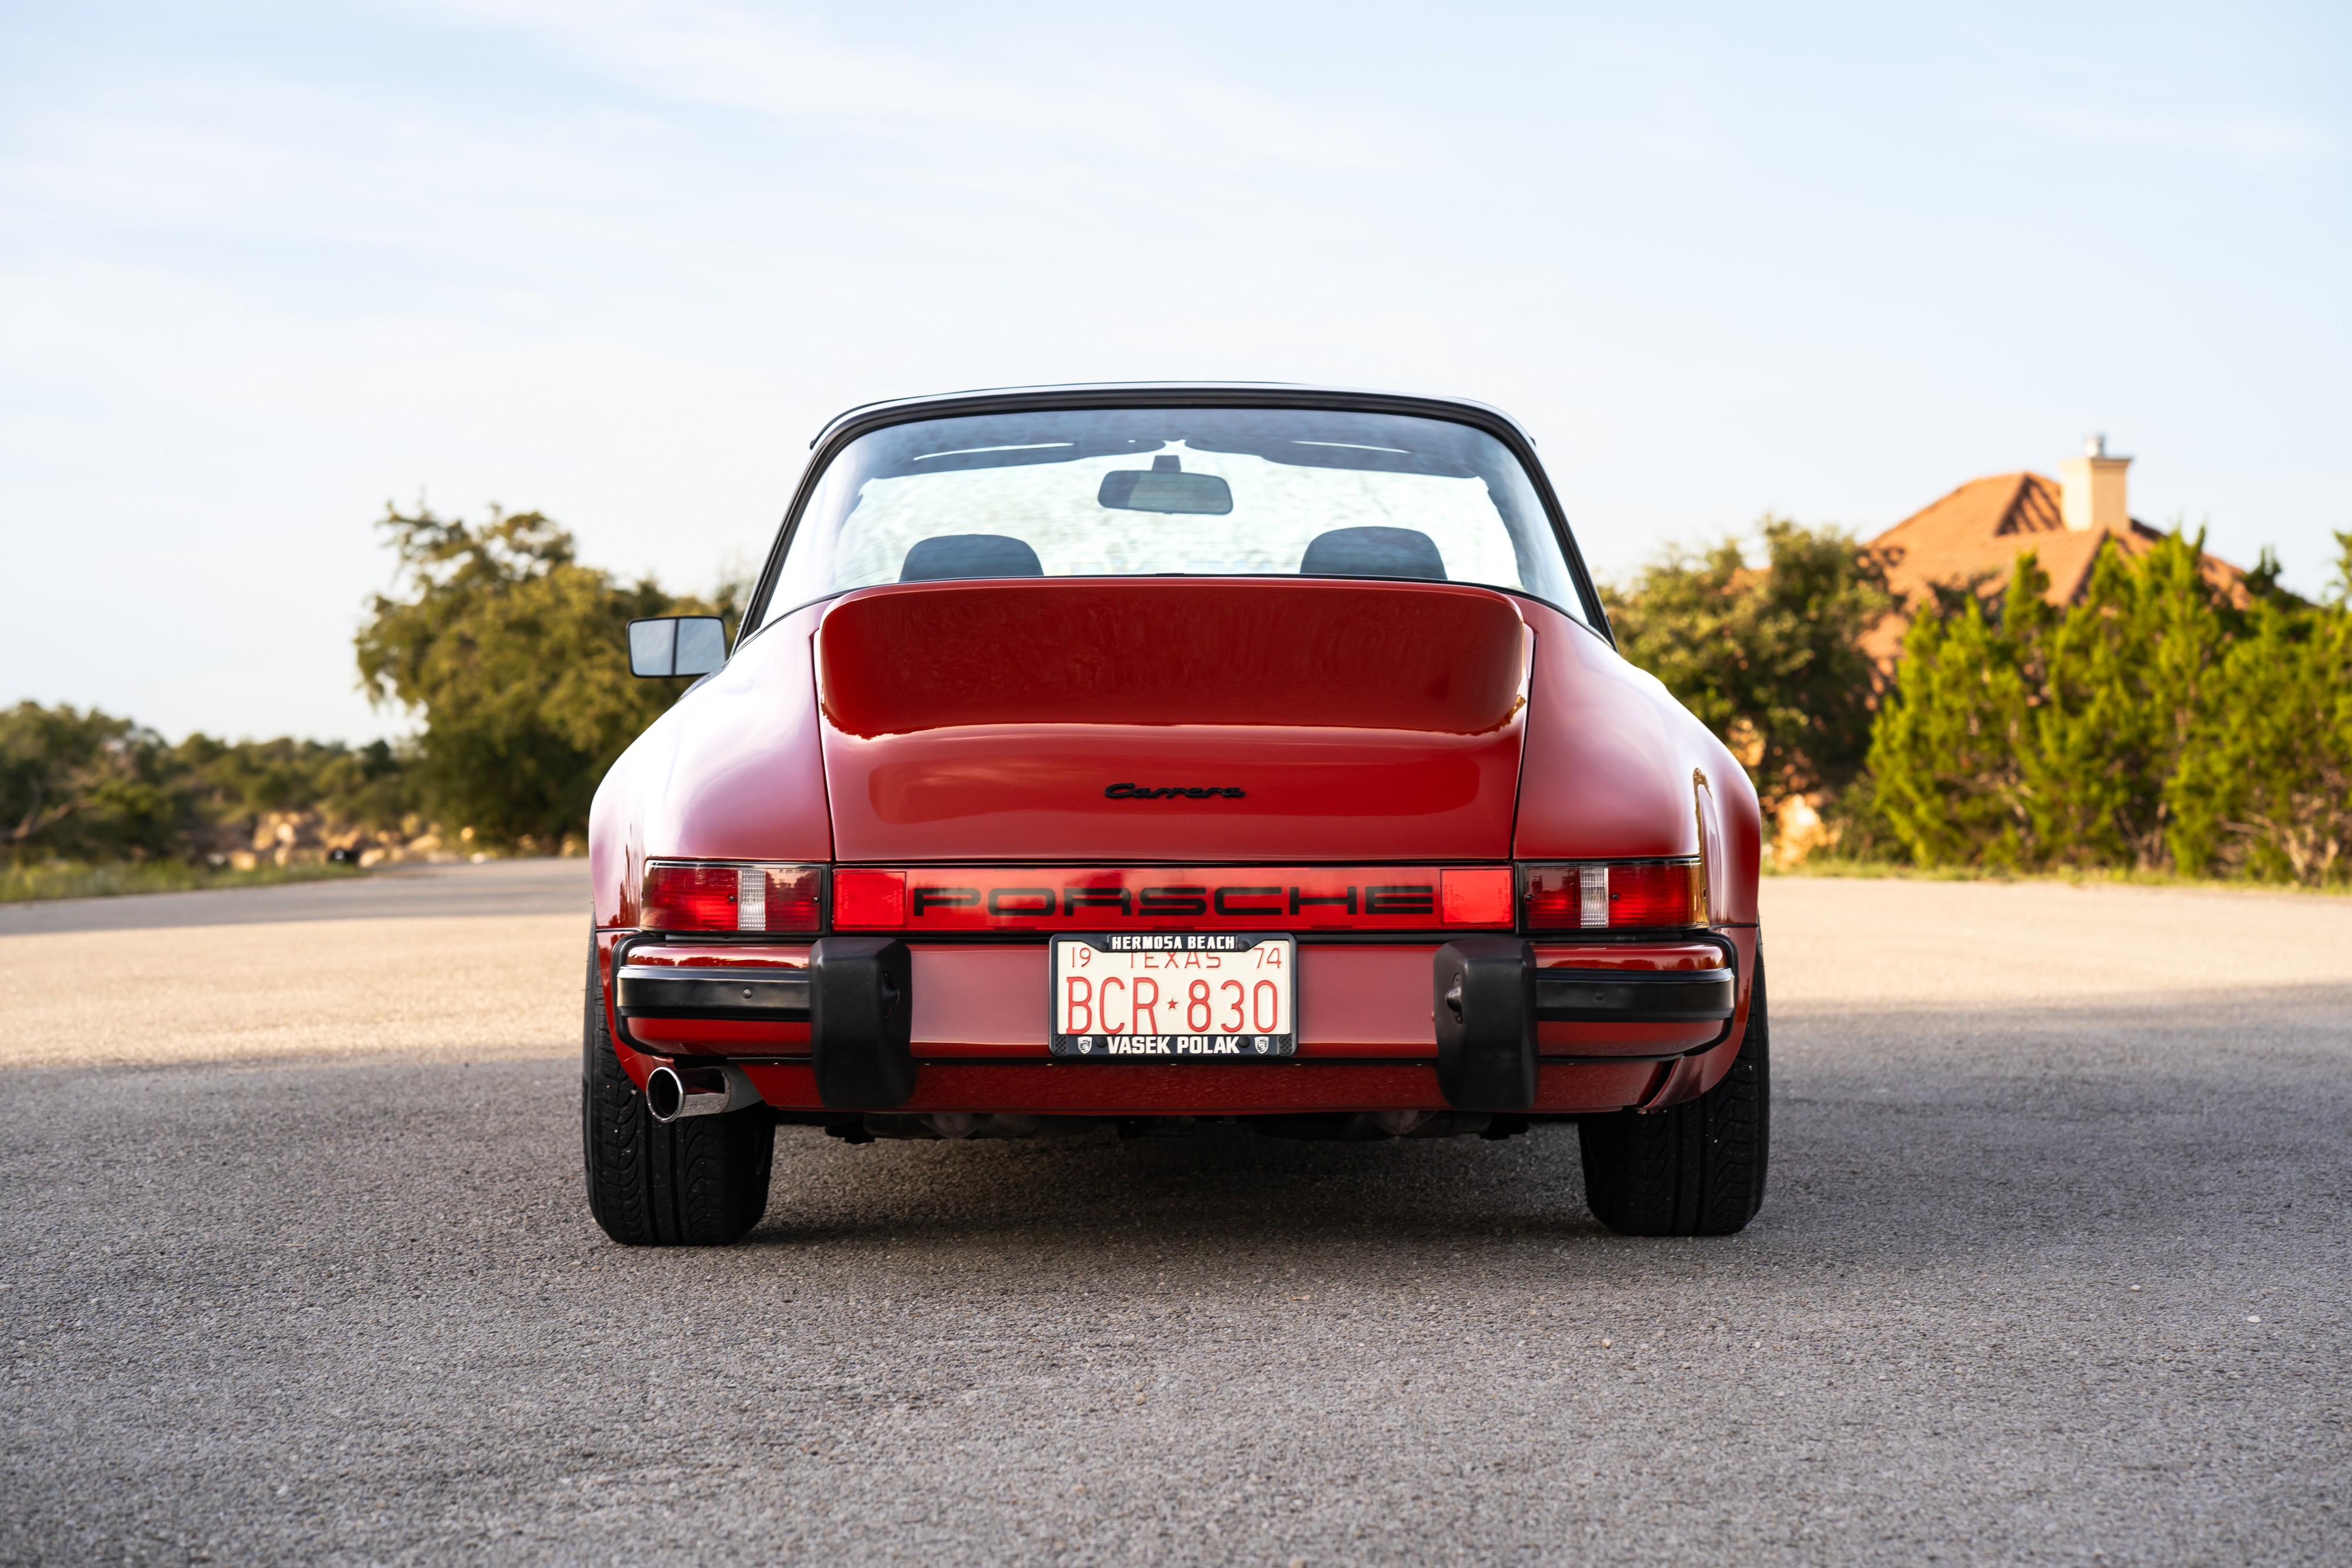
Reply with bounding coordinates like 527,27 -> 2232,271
645,1064 -> 763,1124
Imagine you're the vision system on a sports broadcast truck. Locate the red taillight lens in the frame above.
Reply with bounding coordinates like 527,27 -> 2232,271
1519,860 -> 1705,930
761,865 -> 823,931
832,869 -> 907,929
1606,861 -> 1707,927
643,864 -> 739,930
642,862 -> 822,932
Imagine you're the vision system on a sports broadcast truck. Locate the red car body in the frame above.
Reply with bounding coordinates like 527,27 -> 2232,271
583,385 -> 1764,1242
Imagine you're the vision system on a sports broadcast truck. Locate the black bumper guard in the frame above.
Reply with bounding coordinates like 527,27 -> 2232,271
1434,938 -> 1738,1114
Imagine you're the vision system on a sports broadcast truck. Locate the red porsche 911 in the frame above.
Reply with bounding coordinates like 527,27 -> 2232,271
585,385 -> 1766,1245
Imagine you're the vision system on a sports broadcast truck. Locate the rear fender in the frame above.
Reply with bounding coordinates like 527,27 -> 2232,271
588,602 -> 834,928
1512,602 -> 1760,925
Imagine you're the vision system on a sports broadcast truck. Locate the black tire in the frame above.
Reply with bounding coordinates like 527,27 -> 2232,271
1578,952 -> 1770,1237
582,944 -> 774,1246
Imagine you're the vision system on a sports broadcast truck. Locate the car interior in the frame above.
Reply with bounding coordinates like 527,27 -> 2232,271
896,524 -> 1449,584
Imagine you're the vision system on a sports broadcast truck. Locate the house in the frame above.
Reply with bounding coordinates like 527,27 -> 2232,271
1863,437 -> 2245,666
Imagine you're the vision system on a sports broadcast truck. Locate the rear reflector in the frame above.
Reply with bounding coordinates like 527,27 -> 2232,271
643,862 -> 822,932
833,868 -> 907,929
1520,860 -> 1705,930
1439,867 -> 1514,925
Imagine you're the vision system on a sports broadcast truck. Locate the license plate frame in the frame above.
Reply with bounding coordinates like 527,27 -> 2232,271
1048,932 -> 1297,1059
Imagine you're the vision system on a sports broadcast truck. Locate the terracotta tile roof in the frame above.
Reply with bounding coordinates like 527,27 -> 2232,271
1862,471 -> 2246,666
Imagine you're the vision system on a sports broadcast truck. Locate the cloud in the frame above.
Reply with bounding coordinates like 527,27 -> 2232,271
402,0 -> 1419,181
1990,100 -> 2329,165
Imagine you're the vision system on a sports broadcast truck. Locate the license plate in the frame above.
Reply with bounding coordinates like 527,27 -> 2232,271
1050,933 -> 1296,1058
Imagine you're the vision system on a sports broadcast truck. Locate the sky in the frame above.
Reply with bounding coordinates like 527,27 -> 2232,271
4,0 -> 2347,744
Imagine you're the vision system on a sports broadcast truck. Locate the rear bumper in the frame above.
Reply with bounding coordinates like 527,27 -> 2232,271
604,928 -> 1753,1116
1534,966 -> 1732,1023
614,958 -> 1731,1031
617,964 -> 810,1021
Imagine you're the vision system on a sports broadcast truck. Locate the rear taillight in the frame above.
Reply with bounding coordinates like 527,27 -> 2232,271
642,862 -> 823,932
1519,860 -> 1705,930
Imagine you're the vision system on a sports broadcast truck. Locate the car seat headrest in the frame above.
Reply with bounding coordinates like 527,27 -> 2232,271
1299,526 -> 1448,581
898,534 -> 1045,583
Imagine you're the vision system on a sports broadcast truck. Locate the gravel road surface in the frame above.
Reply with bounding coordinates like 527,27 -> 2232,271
2,865 -> 2346,1565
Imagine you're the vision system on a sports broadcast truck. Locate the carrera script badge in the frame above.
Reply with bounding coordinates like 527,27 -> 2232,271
1103,782 -> 1245,800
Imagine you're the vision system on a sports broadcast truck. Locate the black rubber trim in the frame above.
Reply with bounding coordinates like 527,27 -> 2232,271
770,928 -> 1723,947
906,1055 -> 1436,1068
1534,967 -> 1733,1023
669,928 -> 1710,947
616,964 -> 810,1022
767,930 -> 1474,947
614,929 -> 827,945
604,931 -> 663,1054
681,1050 -> 1730,1069
1531,929 -> 1743,1060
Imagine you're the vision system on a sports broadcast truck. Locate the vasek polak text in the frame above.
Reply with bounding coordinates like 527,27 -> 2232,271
1068,1035 -> 1281,1055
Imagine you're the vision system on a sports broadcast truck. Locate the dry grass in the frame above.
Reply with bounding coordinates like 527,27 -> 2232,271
1766,855 -> 2352,897
0,859 -> 361,905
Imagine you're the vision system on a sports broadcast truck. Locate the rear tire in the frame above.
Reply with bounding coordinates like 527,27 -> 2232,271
582,944 -> 774,1246
1578,952 -> 1770,1237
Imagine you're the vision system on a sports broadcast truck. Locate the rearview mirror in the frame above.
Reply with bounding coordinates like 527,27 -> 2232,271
628,616 -> 727,678
1098,459 -> 1232,515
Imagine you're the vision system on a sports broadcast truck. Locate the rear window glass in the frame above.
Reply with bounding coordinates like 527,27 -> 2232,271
759,406 -> 1589,627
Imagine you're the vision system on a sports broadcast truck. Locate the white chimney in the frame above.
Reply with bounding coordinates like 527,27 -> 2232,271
2059,433 -> 2131,534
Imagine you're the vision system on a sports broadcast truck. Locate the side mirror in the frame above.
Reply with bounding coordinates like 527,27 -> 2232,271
628,616 -> 728,678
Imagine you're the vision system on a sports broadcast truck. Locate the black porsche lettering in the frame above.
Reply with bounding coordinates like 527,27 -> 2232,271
916,876 -> 1432,922
1103,783 -> 1246,800
1138,886 -> 1208,916
1364,884 -> 1436,916
911,887 -> 979,916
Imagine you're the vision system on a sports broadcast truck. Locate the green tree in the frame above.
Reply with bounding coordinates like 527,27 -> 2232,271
355,505 -> 721,845
0,703 -> 193,861
2166,531 -> 2352,884
2025,531 -> 2232,870
1605,517 -> 1893,820
172,734 -> 421,838
1865,563 -> 2044,869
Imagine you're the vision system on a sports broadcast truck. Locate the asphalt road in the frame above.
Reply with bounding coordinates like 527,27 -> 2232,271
2,864 -> 2346,1566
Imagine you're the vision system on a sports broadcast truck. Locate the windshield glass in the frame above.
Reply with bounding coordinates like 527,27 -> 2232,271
759,406 -> 1588,627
